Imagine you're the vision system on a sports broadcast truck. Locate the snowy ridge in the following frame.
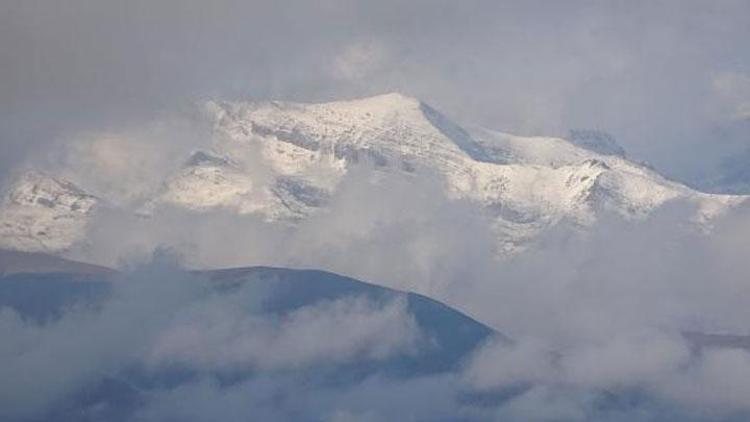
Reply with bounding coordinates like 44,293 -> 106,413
1,93 -> 746,254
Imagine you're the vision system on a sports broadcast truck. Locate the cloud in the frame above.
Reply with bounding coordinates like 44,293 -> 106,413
712,72 -> 750,121
560,330 -> 690,389
12,127 -> 744,419
463,330 -> 690,396
72,165 -> 499,299
452,203 -> 750,417
332,40 -> 390,82
462,336 -> 556,390
148,294 -> 422,371
662,348 -> 750,412
5,210 -> 750,419
51,115 -> 213,204
132,373 -> 469,422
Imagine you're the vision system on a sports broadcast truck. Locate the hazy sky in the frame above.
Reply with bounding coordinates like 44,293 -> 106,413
1,0 -> 749,187
4,3 -> 750,419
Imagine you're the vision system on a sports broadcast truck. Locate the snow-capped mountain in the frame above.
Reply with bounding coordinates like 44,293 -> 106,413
1,93 -> 746,255
0,172 -> 98,253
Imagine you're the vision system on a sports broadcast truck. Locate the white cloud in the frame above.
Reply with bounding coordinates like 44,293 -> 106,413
560,330 -> 690,389
148,294 -> 422,371
333,41 -> 389,81
711,72 -> 750,121
462,337 -> 555,390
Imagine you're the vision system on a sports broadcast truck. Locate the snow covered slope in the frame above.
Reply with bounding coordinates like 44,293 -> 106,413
0,172 -> 98,253
1,93 -> 746,254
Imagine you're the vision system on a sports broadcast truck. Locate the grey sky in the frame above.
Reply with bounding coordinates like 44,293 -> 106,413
1,0 -> 749,186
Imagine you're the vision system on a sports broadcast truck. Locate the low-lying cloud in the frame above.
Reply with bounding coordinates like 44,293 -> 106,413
36,160 -> 750,419
149,294 -> 421,371
0,256 -> 428,421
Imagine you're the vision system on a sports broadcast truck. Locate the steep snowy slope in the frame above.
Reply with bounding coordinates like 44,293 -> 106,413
1,93 -> 746,255
0,172 -> 98,253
